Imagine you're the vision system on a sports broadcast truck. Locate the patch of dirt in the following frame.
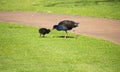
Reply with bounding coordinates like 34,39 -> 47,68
0,12 -> 120,44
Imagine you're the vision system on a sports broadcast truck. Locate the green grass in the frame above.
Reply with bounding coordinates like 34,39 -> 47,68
0,0 -> 120,19
0,22 -> 120,72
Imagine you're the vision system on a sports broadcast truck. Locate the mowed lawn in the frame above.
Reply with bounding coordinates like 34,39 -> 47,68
0,22 -> 120,72
0,0 -> 120,19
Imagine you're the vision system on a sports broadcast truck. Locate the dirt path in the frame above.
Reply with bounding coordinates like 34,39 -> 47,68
0,12 -> 120,44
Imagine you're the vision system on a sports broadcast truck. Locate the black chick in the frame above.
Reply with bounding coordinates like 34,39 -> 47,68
39,28 -> 50,37
53,20 -> 79,38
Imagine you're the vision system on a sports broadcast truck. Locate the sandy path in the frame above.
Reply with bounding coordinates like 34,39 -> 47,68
0,12 -> 120,44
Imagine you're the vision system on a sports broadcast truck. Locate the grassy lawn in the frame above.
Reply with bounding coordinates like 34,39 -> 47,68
0,22 -> 120,72
0,0 -> 120,19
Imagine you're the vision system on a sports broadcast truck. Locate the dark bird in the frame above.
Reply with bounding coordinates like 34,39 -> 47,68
53,20 -> 79,38
39,28 -> 50,37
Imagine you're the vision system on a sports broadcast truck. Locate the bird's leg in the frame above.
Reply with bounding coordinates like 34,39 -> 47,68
43,35 -> 45,38
40,34 -> 42,37
40,34 -> 44,38
64,31 -> 67,38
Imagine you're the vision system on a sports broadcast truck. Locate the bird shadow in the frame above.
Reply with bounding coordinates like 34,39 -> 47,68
55,36 -> 75,38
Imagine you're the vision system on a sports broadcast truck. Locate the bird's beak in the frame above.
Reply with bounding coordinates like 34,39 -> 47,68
77,23 -> 79,24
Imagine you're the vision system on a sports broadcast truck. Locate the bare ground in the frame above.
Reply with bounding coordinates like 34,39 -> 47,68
0,12 -> 120,44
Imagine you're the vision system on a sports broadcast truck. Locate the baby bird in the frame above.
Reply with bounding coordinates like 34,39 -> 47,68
39,28 -> 50,37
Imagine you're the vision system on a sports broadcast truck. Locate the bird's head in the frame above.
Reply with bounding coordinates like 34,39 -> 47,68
74,23 -> 79,27
53,25 -> 57,29
47,29 -> 51,34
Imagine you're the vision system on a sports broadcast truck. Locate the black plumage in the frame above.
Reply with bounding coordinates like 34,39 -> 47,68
53,20 -> 79,38
39,28 -> 50,37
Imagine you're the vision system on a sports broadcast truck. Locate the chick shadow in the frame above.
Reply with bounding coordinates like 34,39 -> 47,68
39,36 -> 49,38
